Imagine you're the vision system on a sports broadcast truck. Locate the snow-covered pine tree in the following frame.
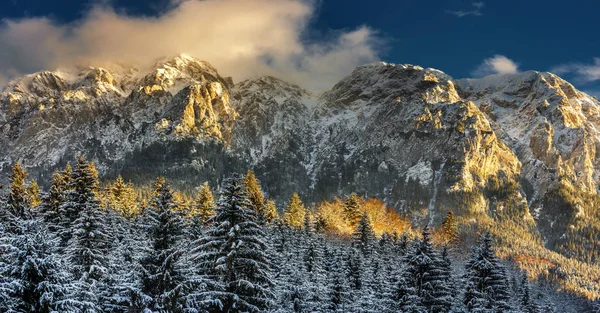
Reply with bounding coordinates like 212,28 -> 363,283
58,156 -> 100,246
520,272 -> 541,313
351,212 -> 377,256
1,162 -> 33,234
404,226 -> 453,313
283,192 -> 306,228
326,249 -> 350,312
191,174 -> 274,313
37,168 -> 71,233
464,232 -> 512,312
0,217 -> 78,313
392,271 -> 427,313
139,179 -> 188,313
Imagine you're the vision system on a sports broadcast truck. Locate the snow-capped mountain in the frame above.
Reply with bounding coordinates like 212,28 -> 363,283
2,54 -> 600,250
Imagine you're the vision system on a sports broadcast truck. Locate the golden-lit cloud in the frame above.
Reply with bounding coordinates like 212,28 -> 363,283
0,0 -> 382,90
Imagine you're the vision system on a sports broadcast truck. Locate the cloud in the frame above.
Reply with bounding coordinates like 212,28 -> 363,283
447,2 -> 484,17
0,0 -> 382,90
552,58 -> 600,83
472,55 -> 519,77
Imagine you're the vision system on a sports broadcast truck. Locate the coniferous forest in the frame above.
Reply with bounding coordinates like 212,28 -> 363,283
0,157 -> 568,312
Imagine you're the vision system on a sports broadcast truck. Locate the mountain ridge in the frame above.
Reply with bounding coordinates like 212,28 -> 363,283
3,57 -> 600,300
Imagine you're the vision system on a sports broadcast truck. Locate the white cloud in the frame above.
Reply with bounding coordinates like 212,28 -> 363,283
472,2 -> 485,9
472,55 -> 519,77
552,58 -> 600,83
0,0 -> 382,90
447,2 -> 484,17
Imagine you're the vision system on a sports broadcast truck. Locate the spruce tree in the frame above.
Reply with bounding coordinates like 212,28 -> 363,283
343,193 -> 363,227
440,210 -> 459,245
192,181 -> 215,224
520,273 -> 541,313
0,218 -> 78,313
464,232 -> 511,312
283,192 -> 305,228
140,179 -> 188,313
244,170 -> 267,220
37,168 -> 71,232
105,175 -> 138,219
192,174 -> 274,313
352,212 -> 377,255
263,199 -> 279,224
7,162 -> 31,219
1,162 -> 32,233
404,226 -> 453,313
58,156 -> 100,246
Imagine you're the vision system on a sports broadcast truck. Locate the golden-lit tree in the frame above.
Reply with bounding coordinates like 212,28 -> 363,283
192,182 -> 216,223
283,193 -> 305,228
263,199 -> 279,223
102,175 -> 139,218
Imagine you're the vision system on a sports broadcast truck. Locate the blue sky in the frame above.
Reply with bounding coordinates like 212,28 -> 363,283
1,0 -> 599,93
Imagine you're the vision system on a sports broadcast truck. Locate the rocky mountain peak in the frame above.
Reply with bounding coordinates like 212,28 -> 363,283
322,62 -> 460,109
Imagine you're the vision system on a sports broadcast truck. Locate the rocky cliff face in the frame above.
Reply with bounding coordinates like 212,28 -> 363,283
1,54 -> 599,248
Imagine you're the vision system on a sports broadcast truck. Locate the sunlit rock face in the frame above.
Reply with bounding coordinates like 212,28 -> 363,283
2,55 -> 600,248
457,72 -> 600,245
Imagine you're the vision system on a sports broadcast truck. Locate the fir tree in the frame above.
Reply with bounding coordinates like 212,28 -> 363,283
192,181 -> 215,224
192,174 -> 274,313
7,162 -> 31,219
343,193 -> 363,227
58,156 -> 100,246
404,226 -> 453,313
440,210 -> 459,245
105,175 -> 138,219
283,192 -> 306,228
351,212 -> 377,255
263,199 -> 279,224
140,179 -> 188,313
244,170 -> 267,220
464,232 -> 511,312
521,273 -> 541,313
37,168 -> 71,232
0,218 -> 78,313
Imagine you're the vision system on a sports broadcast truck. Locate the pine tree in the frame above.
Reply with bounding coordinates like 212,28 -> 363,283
520,273 -> 541,313
140,179 -> 188,313
0,218 -> 78,313
192,174 -> 274,313
440,210 -> 459,245
105,175 -> 138,219
404,226 -> 453,313
58,156 -> 100,246
195,176 -> 273,312
191,181 -> 215,224
7,162 -> 31,219
343,193 -> 363,227
263,199 -> 279,223
244,170 -> 267,220
60,156 -> 112,312
1,162 -> 33,233
28,179 -> 41,208
37,168 -> 71,232
393,273 -> 427,313
464,232 -> 511,312
283,192 -> 305,228
352,212 -> 377,255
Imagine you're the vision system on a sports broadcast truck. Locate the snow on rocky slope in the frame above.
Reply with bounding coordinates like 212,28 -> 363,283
1,54 -> 598,245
